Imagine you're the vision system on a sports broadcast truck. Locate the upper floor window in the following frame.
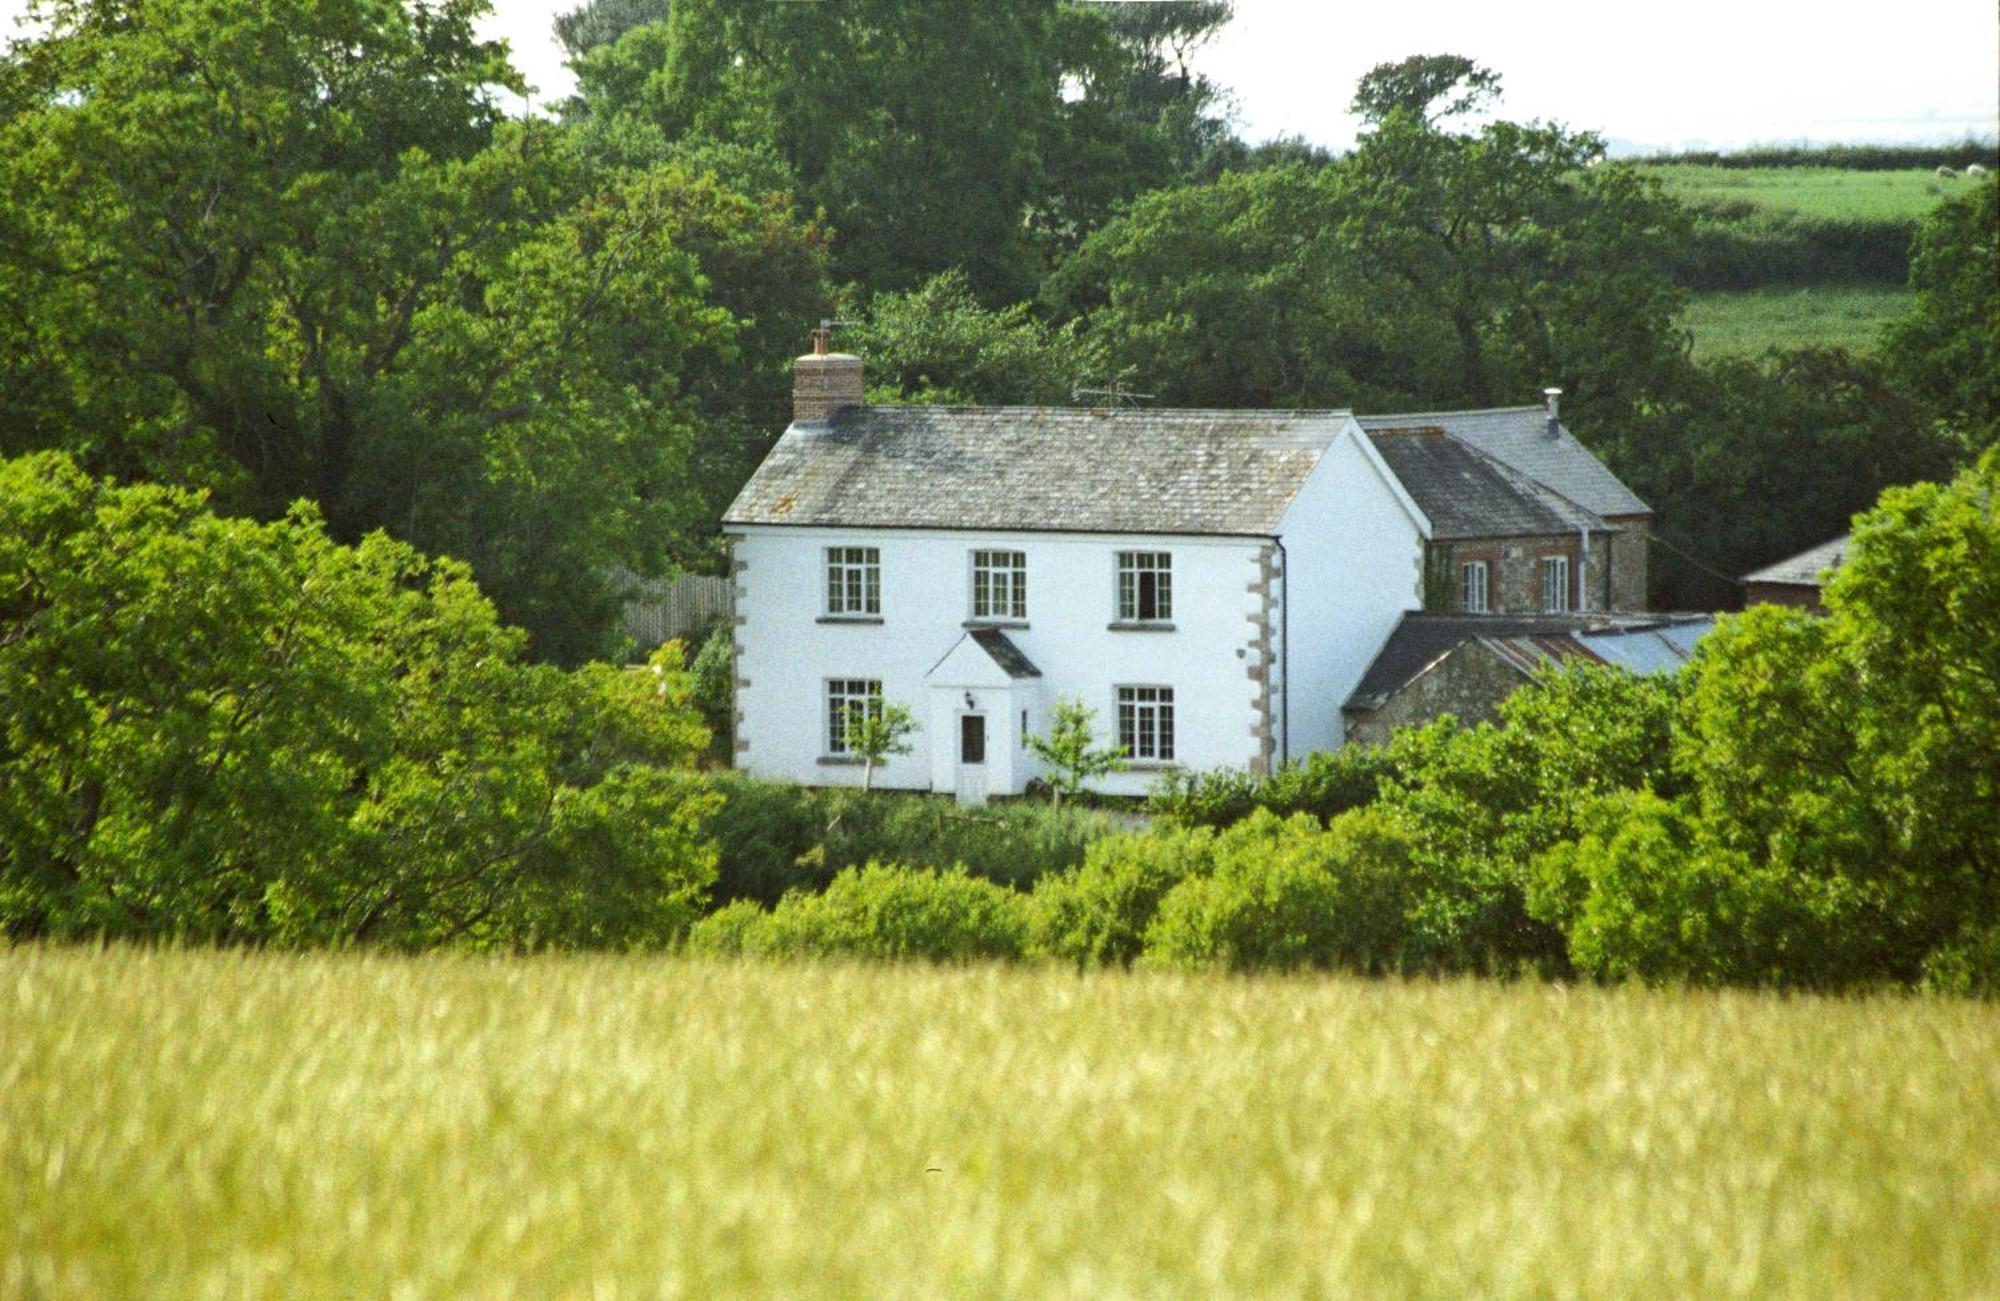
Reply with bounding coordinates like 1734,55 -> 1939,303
1117,685 -> 1175,762
1541,555 -> 1572,613
1462,560 -> 1490,614
826,546 -> 880,616
1117,551 -> 1172,622
826,678 -> 883,755
971,550 -> 1027,621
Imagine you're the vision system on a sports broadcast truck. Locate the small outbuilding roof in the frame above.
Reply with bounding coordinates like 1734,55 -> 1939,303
723,406 -> 1358,536
1743,534 -> 1850,587
1358,407 -> 1651,520
1366,431 -> 1608,539
1344,612 -> 1714,713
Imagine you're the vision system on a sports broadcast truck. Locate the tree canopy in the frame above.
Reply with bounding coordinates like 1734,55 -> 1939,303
0,452 -> 718,948
0,0 -> 836,659
1883,175 -> 2000,452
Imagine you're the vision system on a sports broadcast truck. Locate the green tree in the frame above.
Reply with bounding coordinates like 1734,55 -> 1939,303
565,1 -> 1238,301
1883,176 -> 2000,452
1559,451 -> 2000,986
569,0 -> 1070,302
1331,65 -> 1690,425
1050,59 -> 1690,424
1027,697 -> 1128,809
1045,164 -> 1366,408
1612,348 -> 1963,607
851,271 -> 1095,406
0,453 -> 719,949
1373,663 -> 1684,974
1350,53 -> 1500,126
0,0 -> 822,660
843,702 -> 919,794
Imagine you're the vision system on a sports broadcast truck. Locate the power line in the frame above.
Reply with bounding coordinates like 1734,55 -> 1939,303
1642,528 -> 1745,590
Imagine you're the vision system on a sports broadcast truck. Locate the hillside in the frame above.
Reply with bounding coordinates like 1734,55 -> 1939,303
1633,156 -> 1987,359
6,945 -> 1997,1297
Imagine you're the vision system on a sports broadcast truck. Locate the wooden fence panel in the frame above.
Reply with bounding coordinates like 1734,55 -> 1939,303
618,571 -> 733,648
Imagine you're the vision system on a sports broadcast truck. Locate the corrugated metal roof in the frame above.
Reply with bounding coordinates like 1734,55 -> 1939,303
1479,634 -> 1606,676
1576,618 -> 1717,674
1743,534 -> 1849,587
724,406 -> 1353,536
1358,406 -> 1652,519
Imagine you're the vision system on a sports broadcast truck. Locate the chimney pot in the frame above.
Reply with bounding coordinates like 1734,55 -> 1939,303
1543,386 -> 1563,435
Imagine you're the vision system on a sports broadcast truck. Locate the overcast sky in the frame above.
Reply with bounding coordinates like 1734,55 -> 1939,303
7,0 -> 1997,153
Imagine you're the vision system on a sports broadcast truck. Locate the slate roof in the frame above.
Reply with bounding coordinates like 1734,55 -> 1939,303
723,406 -> 1354,536
1344,612 -> 1711,712
968,628 -> 1041,679
1744,534 -> 1849,587
1358,407 -> 1651,519
1366,431 -> 1607,539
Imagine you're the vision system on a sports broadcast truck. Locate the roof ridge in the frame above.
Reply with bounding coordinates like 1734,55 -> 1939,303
850,405 -> 1357,418
1361,405 -> 1543,421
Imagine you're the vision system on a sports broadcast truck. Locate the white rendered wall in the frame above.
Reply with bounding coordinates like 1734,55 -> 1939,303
1273,423 -> 1428,752
730,527 -> 1271,796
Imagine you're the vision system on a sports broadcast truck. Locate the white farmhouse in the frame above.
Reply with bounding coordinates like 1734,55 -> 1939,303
721,344 -> 1430,801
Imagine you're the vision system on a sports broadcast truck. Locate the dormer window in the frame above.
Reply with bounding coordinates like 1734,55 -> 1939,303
1116,551 -> 1172,622
971,550 -> 1027,621
826,546 -> 880,616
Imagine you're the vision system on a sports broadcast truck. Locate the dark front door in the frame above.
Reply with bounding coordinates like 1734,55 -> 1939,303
960,714 -> 986,765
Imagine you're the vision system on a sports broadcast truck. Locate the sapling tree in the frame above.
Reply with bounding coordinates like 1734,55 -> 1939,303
1027,696 -> 1128,809
844,701 -> 919,794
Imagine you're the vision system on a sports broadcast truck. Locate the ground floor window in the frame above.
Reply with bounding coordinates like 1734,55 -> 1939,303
1541,555 -> 1573,613
826,678 -> 883,755
1117,685 -> 1174,761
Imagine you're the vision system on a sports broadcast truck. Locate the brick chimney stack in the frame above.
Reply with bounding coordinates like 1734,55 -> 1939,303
793,325 -> 864,423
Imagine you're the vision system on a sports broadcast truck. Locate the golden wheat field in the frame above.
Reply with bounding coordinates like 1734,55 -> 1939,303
3,944 -> 1997,1299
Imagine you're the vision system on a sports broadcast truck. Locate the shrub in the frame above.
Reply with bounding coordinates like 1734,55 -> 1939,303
1528,792 -> 1846,986
1141,809 -> 1417,974
1146,746 -> 1396,829
1028,823 -> 1218,967
728,863 -> 1031,964
704,779 -> 1122,906
1921,924 -> 2000,998
688,621 -> 736,761
685,899 -> 777,958
1374,664 -> 1683,976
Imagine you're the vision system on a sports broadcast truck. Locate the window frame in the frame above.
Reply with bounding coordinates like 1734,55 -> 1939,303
1461,559 -> 1490,614
1540,554 -> 1573,613
1116,685 -> 1175,763
1115,551 -> 1173,623
970,549 -> 1028,622
824,546 -> 881,617
825,678 -> 884,756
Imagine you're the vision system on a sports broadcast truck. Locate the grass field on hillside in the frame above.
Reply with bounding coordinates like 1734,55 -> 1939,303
6,946 -> 1998,1298
1637,164 -> 1957,223
1683,284 -> 1912,359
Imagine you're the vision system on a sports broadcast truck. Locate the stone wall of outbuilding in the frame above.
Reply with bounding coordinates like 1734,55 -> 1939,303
1343,640 -> 1529,747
